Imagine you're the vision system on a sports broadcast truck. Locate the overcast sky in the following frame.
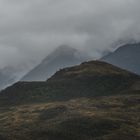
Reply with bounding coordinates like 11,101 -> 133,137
0,0 -> 140,70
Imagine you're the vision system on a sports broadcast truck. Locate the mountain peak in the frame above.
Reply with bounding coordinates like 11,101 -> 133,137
21,45 -> 88,81
55,45 -> 77,52
48,60 -> 138,82
42,45 -> 79,63
1,60 -> 139,106
102,43 -> 140,75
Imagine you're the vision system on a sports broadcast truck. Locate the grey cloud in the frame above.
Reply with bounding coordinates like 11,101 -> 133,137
0,0 -> 140,71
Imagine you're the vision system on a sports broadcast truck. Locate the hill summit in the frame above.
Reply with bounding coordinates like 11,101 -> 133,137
1,60 -> 139,106
21,45 -> 88,81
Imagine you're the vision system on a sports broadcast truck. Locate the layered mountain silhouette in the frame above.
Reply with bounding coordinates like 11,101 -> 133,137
102,43 -> 140,75
21,45 -> 89,81
0,67 -> 17,90
1,60 -> 139,105
0,61 -> 140,140
0,44 -> 140,140
0,65 -> 31,90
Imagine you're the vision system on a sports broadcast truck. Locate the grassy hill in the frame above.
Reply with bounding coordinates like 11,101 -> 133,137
0,61 -> 140,140
0,94 -> 139,140
0,61 -> 139,106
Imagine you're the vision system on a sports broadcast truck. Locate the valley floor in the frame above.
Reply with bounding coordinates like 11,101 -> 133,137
0,94 -> 140,140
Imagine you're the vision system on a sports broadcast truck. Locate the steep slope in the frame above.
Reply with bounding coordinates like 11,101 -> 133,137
21,45 -> 88,81
0,72 -> 13,90
0,61 -> 139,106
0,64 -> 33,90
102,43 -> 140,75
0,67 -> 18,90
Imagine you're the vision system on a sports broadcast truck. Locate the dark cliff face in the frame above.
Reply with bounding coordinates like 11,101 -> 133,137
102,43 -> 140,75
21,45 -> 89,81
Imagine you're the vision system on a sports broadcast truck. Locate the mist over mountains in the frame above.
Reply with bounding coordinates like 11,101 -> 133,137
22,42 -> 140,82
0,1 -> 140,140
0,42 -> 140,90
21,45 -> 90,81
0,44 -> 90,89
0,0 -> 140,89
102,43 -> 140,75
0,66 -> 25,90
0,68 -> 15,90
1,0 -> 140,70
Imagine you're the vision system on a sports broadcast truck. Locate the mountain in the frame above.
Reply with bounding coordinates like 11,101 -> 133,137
101,43 -> 140,75
0,61 -> 140,140
0,71 -> 14,90
0,67 -> 18,90
1,60 -> 139,105
0,65 -> 31,90
21,45 -> 89,81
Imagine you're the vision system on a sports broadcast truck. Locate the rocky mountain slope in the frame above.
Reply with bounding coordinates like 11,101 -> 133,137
102,43 -> 140,75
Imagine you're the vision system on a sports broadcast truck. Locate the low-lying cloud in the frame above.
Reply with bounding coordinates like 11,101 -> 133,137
0,0 -> 140,70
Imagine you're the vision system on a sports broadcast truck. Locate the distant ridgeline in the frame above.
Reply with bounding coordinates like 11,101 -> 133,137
0,60 -> 140,106
102,42 -> 140,75
21,45 -> 89,81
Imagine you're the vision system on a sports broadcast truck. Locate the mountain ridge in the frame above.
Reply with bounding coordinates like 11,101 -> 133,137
1,60 -> 139,106
21,45 -> 89,81
101,43 -> 140,75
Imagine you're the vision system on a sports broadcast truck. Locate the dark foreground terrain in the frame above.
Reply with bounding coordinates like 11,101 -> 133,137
0,61 -> 140,140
